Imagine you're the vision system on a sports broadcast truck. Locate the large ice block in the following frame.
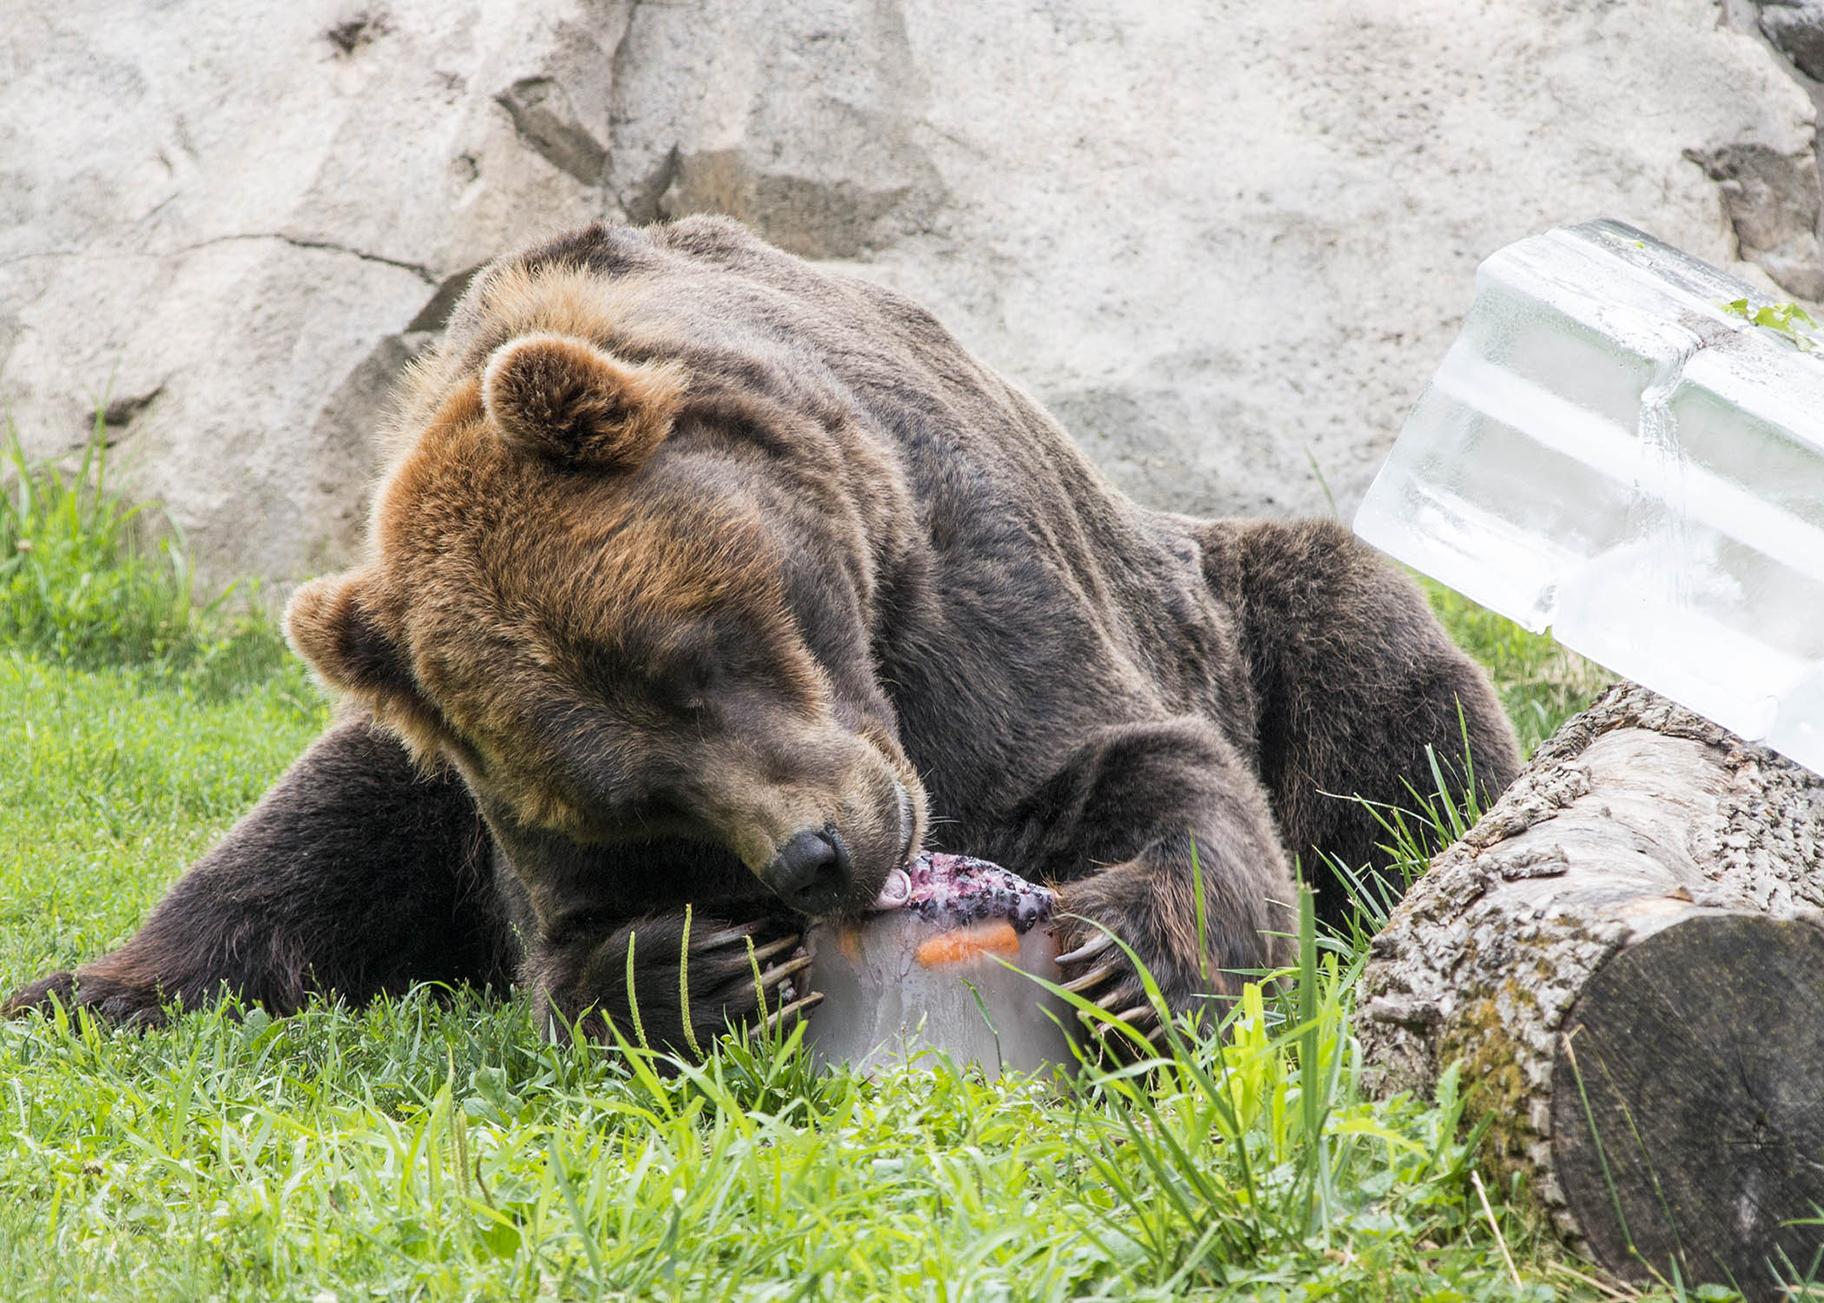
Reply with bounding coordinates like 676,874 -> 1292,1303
1355,220 -> 1824,776
803,853 -> 1074,1076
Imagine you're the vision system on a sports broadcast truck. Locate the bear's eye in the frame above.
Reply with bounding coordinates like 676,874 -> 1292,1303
619,657 -> 713,717
675,662 -> 715,713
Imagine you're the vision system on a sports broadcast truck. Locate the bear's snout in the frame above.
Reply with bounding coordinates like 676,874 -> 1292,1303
763,827 -> 853,915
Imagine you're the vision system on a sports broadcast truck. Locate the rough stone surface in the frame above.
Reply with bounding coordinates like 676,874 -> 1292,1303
1756,0 -> 1824,81
4,1 -> 1821,585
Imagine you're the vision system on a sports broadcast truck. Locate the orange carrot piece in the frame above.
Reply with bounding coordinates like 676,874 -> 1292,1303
914,920 -> 1020,968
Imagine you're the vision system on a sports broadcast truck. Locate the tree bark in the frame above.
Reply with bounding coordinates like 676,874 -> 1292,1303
1358,681 -> 1824,1300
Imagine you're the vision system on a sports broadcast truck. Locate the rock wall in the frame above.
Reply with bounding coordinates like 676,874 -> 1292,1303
2,1 -> 1819,585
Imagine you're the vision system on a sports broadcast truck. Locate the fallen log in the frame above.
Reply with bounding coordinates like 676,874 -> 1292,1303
1358,681 -> 1824,1299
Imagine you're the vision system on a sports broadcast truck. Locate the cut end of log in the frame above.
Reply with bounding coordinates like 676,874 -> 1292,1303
1551,912 -> 1824,1300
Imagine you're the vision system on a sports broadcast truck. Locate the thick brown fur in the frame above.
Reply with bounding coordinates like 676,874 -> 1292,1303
482,333 -> 688,470
7,218 -> 1520,1051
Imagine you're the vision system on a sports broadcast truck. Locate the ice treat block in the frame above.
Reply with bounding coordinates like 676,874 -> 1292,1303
803,853 -> 1075,1075
1355,219 -> 1824,776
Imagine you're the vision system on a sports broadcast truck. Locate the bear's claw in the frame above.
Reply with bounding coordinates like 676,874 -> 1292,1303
681,924 -> 822,1028
5,969 -> 173,1029
755,950 -> 813,993
692,922 -> 771,951
1059,959 -> 1122,995
742,933 -> 802,969
1093,1003 -> 1167,1044
1054,926 -> 1169,1058
534,910 -> 824,1057
1054,933 -> 1114,968
761,990 -> 824,1034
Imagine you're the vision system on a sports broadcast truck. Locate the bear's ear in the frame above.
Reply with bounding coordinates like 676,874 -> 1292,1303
481,332 -> 686,471
286,572 -> 416,704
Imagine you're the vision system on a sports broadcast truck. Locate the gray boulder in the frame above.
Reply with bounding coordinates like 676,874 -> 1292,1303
1756,0 -> 1824,81
2,0 -> 1818,586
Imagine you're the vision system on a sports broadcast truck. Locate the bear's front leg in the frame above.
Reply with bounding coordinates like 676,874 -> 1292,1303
6,717 -> 511,1027
527,912 -> 821,1056
992,717 -> 1296,1047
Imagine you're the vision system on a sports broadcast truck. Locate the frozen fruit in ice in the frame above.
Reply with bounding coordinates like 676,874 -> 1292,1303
803,852 -> 1072,1075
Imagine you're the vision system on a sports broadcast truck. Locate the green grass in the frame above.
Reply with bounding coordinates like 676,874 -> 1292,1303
0,668 -> 1565,1300
0,423 -> 1717,1301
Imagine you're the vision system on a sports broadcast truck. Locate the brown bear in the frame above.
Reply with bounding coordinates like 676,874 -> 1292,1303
6,217 -> 1520,1051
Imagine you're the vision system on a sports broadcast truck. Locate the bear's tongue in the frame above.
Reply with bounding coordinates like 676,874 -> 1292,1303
871,868 -> 913,910
866,852 -> 1053,933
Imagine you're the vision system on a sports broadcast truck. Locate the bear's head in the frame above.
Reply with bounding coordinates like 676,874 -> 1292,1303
286,306 -> 925,927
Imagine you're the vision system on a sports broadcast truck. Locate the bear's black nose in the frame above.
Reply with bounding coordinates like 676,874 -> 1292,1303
764,828 -> 851,914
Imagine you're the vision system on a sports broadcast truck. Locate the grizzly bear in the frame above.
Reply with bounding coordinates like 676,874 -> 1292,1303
6,217 -> 1519,1051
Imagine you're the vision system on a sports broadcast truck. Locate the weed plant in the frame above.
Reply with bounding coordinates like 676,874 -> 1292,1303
0,416 -> 290,694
